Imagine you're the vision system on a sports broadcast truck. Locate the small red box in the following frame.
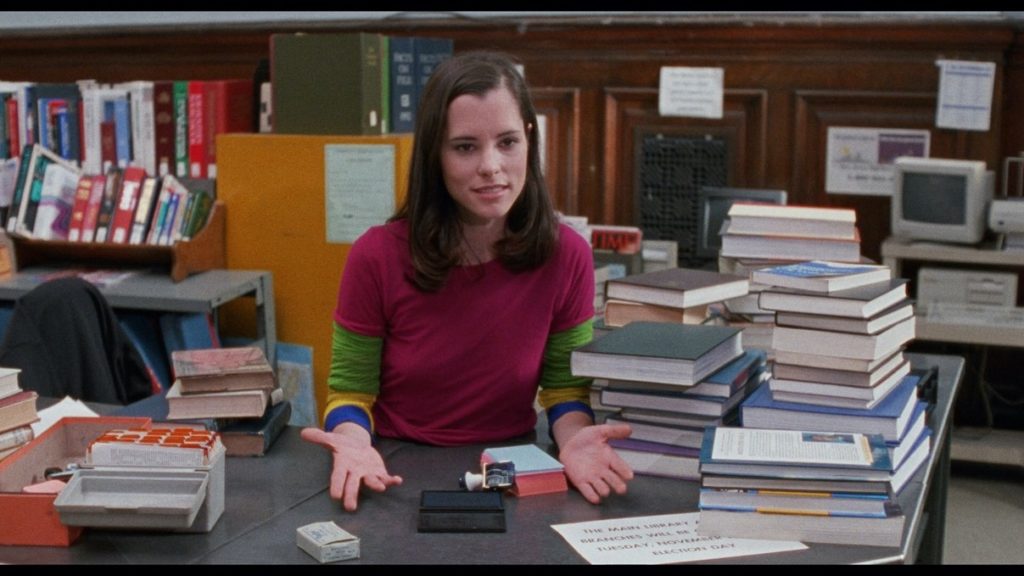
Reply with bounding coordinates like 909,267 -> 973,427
0,416 -> 151,547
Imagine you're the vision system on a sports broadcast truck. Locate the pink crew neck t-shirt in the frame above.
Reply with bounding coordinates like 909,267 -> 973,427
334,220 -> 594,446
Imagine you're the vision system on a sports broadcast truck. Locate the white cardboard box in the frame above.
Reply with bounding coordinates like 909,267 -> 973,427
296,521 -> 360,563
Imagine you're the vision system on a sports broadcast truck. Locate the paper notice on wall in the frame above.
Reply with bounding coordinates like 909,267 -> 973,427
826,127 -> 930,195
552,512 -> 805,564
324,144 -> 396,244
935,60 -> 995,132
658,67 -> 724,119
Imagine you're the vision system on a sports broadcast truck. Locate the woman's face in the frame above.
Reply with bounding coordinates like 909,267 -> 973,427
441,85 -> 529,227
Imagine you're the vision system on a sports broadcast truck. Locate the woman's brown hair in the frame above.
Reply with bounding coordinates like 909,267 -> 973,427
391,51 -> 558,292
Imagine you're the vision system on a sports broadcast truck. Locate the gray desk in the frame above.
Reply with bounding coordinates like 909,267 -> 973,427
0,267 -> 276,365
0,353 -> 960,565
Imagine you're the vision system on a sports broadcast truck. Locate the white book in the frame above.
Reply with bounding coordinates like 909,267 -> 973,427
726,203 -> 857,240
769,360 -> 911,404
773,351 -> 907,387
771,316 -> 915,361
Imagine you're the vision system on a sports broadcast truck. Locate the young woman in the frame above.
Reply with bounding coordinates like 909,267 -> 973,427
301,51 -> 632,511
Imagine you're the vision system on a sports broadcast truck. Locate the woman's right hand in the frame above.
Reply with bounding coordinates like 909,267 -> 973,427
300,423 -> 403,512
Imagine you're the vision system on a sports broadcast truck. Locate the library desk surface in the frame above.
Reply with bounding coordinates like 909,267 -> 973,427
0,353 -> 961,565
0,267 -> 276,366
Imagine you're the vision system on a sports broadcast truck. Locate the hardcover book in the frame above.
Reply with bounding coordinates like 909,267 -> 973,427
570,322 -> 743,387
0,390 -> 39,434
774,300 -> 914,335
481,443 -> 567,497
605,267 -> 749,310
758,278 -> 909,319
165,380 -> 269,420
697,503 -> 905,547
773,348 -> 904,374
604,415 -> 706,449
218,399 -> 292,457
698,426 -> 895,478
720,224 -> 862,263
770,316 -> 915,361
271,32 -> 386,136
600,385 -> 748,418
604,349 -> 767,399
171,346 -> 276,394
772,351 -> 907,388
750,260 -> 892,293
725,202 -> 858,239
768,359 -> 911,405
608,437 -> 701,480
740,373 -> 921,442
0,367 -> 21,401
603,300 -> 708,328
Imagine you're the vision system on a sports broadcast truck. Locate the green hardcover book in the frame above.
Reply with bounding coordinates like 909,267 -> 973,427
173,81 -> 189,178
271,32 -> 386,135
570,321 -> 743,387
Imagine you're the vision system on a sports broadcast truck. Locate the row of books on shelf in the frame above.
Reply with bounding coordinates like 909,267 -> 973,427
0,78 -> 254,179
270,32 -> 453,136
0,367 -> 38,462
2,143 -> 214,244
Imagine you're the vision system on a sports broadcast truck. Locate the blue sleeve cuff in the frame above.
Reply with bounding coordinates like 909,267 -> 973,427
324,405 -> 373,438
546,401 -> 595,442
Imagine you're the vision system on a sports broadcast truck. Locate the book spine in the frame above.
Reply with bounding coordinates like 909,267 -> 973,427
0,425 -> 33,452
173,80 -> 189,178
7,144 -> 34,232
187,80 -> 207,178
109,165 -> 145,243
153,81 -> 175,177
389,36 -> 416,133
360,34 -> 384,135
129,175 -> 160,244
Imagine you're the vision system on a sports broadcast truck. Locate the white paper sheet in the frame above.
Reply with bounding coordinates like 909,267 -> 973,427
826,127 -> 930,195
551,512 -> 805,564
935,59 -> 995,132
658,67 -> 724,119
31,396 -> 98,436
324,144 -> 396,244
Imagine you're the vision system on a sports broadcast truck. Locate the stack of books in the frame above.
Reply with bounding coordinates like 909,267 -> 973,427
691,261 -> 933,546
755,261 -> 915,410
0,367 -> 37,462
481,444 -> 567,497
714,204 -> 863,355
697,426 -> 918,547
570,321 -> 745,480
602,267 -> 749,329
719,203 -> 862,263
168,346 -> 289,457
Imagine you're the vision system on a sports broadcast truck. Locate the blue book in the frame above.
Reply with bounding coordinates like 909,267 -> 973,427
684,349 -> 766,398
159,311 -> 220,359
740,373 -> 921,442
699,426 -> 895,482
751,260 -> 891,293
482,444 -> 563,474
388,35 -> 416,133
414,37 -> 453,107
118,311 -> 172,391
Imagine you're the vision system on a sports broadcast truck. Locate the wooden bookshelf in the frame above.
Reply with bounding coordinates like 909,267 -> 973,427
8,201 -> 226,283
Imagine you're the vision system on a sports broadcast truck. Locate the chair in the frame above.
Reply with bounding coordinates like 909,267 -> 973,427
0,276 -> 153,404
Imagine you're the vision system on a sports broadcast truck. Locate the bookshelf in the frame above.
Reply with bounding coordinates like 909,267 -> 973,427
9,201 -> 226,283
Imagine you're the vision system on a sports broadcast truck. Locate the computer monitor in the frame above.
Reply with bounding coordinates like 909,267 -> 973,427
891,157 -> 994,245
697,186 -> 788,258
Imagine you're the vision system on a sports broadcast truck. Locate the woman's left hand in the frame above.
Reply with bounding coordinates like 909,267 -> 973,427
558,423 -> 634,504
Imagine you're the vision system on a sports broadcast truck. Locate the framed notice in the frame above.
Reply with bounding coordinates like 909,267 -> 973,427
826,127 -> 930,196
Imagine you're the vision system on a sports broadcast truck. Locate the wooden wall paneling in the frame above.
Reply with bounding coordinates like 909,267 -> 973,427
791,89 -> 999,263
603,87 -> 768,226
530,87 -> 580,214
